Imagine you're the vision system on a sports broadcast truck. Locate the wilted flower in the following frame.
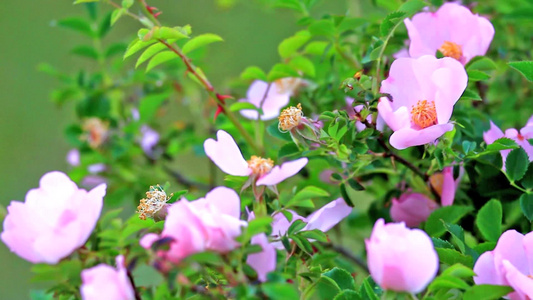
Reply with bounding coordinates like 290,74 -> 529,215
82,118 -> 109,149
140,187 -> 246,263
1,171 -> 105,264
137,185 -> 172,221
474,230 -> 533,300
405,3 -> 495,64
203,130 -> 308,186
391,167 -> 459,227
80,255 -> 135,300
366,219 -> 439,293
483,118 -> 533,168
377,55 -> 467,149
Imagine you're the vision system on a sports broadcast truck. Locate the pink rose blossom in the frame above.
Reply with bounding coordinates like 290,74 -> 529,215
80,255 -> 135,300
474,230 -> 533,300
366,219 -> 439,293
140,187 -> 246,263
270,198 -> 352,249
483,119 -> 533,168
1,171 -> 105,264
246,233 -> 277,282
239,80 -> 292,121
377,55 -> 467,149
405,3 -> 494,64
204,130 -> 308,186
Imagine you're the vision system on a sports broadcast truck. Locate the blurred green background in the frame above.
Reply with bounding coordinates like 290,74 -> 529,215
0,0 -> 346,297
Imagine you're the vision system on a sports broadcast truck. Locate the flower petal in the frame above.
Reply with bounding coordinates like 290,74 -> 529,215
200,186 -> 241,219
246,233 -> 277,282
304,198 -> 351,232
256,158 -> 308,186
204,130 -> 251,176
389,123 -> 454,150
440,167 -> 456,206
483,121 -> 504,145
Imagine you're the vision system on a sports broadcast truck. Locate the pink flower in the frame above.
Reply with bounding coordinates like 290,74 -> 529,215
140,125 -> 160,157
270,198 -> 352,249
377,55 -> 467,149
405,3 -> 494,64
239,80 -> 292,120
246,233 -> 277,282
391,166 -> 459,227
473,230 -> 533,300
67,149 -> 80,167
80,255 -> 135,300
366,219 -> 439,293
483,119 -> 533,168
140,187 -> 246,263
390,193 -> 438,228
1,171 -> 105,264
203,130 -> 308,186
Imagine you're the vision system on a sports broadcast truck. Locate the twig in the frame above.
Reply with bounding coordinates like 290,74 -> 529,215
126,269 -> 142,300
162,165 -> 210,191
324,243 -> 369,273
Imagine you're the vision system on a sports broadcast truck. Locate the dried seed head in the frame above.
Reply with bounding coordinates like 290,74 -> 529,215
137,185 -> 172,220
278,103 -> 303,132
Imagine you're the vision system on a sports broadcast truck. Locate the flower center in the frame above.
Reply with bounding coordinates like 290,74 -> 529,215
247,155 -> 274,176
438,41 -> 463,61
411,100 -> 438,129
279,103 -> 303,132
137,185 -> 172,220
82,118 -> 109,149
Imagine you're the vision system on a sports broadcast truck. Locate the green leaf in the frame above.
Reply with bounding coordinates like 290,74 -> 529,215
111,8 -> 125,26
262,283 -> 299,300
229,102 -> 258,112
506,147 -> 529,181
105,43 -> 127,58
136,43 -> 168,68
467,70 -> 491,81
267,64 -> 299,82
441,264 -> 476,278
182,33 -> 224,54
428,275 -> 470,291
146,51 -> 178,72
460,89 -> 482,101
425,205 -> 473,237
288,219 -> 307,235
278,30 -> 311,58
333,290 -> 362,300
289,56 -> 316,77
308,19 -> 336,37
71,45 -> 99,59
245,217 -> 273,238
30,290 -> 54,300
124,39 -> 157,59
380,11 -> 406,37
509,61 -> 533,81
486,138 -> 519,152
322,268 -> 355,291
153,26 -> 190,41
467,56 -> 497,71
241,66 -> 267,81
340,183 -> 354,207
122,0 -> 134,8
98,12 -> 112,38
476,199 -> 502,242
521,162 -> 533,189
57,17 -> 94,37
286,186 -> 329,208
398,0 -> 427,15
298,229 -> 328,243
463,284 -> 514,300
520,193 -> 533,222
435,248 -> 473,268
139,93 -> 170,121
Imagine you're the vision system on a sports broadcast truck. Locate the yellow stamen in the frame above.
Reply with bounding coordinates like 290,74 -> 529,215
278,103 -> 303,132
411,100 -> 437,129
438,41 -> 463,61
247,155 -> 274,176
